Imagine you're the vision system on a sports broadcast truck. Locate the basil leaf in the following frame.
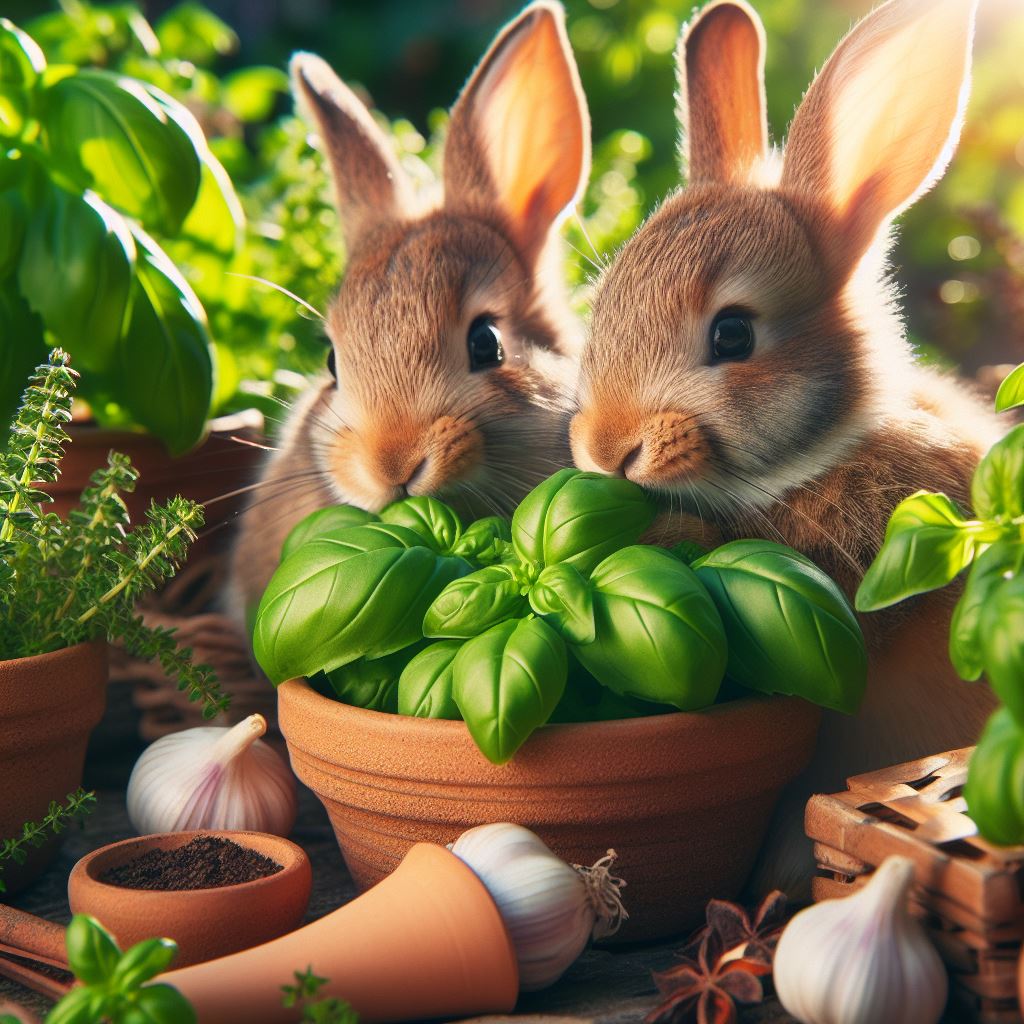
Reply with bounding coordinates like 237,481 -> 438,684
398,640 -> 463,719
114,228 -> 212,454
0,291 -> 45,448
324,647 -> 415,712
254,525 -> 468,682
855,491 -> 983,611
453,618 -> 567,764
695,540 -> 867,714
965,708 -> 1024,846
972,424 -> 1024,521
950,541 -> 1023,681
43,70 -> 200,235
511,468 -> 655,574
995,363 -> 1024,413
280,505 -> 379,561
43,987 -> 109,1024
551,654 -> 670,723
452,515 -> 512,565
980,575 -> 1024,725
670,540 -> 708,565
108,938 -> 178,990
380,496 -> 462,554
18,182 -> 135,370
0,186 -> 25,279
529,563 -> 596,644
120,983 -> 197,1024
65,914 -> 120,985
0,19 -> 45,139
424,564 -> 527,638
574,546 -> 726,710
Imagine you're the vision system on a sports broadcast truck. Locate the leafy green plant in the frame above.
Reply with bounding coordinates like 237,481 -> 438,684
255,469 -> 866,765
0,348 -> 227,718
281,967 -> 358,1024
0,789 -> 94,893
856,364 -> 1024,844
0,17 -> 239,453
45,915 -> 194,1024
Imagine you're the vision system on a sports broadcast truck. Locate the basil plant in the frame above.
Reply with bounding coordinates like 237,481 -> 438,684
255,469 -> 867,765
856,364 -> 1024,845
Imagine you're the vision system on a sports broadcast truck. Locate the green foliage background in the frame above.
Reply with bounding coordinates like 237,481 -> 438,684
5,0 -> 1024,441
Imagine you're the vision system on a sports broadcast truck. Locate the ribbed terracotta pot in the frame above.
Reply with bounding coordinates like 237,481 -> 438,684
68,830 -> 312,967
0,641 -> 108,893
278,679 -> 820,942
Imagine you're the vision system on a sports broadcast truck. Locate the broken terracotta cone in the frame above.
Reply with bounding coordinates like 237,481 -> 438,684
160,843 -> 519,1023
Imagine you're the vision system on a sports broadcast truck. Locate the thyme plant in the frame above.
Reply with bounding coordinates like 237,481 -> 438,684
0,349 -> 228,716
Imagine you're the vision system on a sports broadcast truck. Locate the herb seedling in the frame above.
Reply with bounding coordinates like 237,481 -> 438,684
281,967 -> 358,1024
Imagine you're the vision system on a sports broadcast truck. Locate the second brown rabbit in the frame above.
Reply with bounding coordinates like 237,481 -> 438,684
229,1 -> 590,621
570,0 -> 1004,891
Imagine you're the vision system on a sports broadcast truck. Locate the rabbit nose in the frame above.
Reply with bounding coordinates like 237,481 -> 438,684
402,458 -> 428,493
569,411 -> 642,477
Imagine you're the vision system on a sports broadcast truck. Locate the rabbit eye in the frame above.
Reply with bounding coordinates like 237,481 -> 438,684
326,345 -> 338,381
467,316 -> 504,372
711,312 -> 755,361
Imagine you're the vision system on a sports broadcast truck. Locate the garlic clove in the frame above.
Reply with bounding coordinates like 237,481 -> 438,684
450,822 -> 627,991
126,714 -> 297,838
774,856 -> 947,1024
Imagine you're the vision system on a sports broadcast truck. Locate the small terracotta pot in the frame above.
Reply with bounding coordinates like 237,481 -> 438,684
161,843 -> 518,1023
67,830 -> 311,968
278,680 -> 820,942
0,641 -> 108,894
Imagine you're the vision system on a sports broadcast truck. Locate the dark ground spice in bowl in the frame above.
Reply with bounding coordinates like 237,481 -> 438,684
100,836 -> 283,890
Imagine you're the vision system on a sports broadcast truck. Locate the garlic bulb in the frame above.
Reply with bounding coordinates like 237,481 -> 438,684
127,714 -> 297,837
450,822 -> 627,991
774,855 -> 947,1024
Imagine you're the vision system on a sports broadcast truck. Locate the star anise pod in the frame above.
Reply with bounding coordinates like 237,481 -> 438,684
680,890 -> 788,965
646,930 -> 771,1024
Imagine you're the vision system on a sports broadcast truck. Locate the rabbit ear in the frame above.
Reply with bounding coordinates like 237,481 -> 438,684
781,0 -> 976,259
676,0 -> 768,185
444,1 -> 590,265
290,53 -> 413,250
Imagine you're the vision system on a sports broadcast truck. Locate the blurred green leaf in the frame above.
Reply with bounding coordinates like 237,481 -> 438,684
996,364 -> 1024,413
223,66 -> 289,123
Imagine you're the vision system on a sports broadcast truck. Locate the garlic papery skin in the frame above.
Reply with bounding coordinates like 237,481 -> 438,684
774,855 -> 947,1024
450,822 -> 627,991
126,714 -> 297,838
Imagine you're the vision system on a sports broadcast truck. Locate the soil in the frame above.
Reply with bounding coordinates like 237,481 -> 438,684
99,836 -> 282,891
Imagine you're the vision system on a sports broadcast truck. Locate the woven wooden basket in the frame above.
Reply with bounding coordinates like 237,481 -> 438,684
807,748 -> 1024,1024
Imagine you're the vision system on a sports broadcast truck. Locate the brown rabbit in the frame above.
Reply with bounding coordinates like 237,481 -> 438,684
569,0 -> 1003,891
228,1 -> 590,620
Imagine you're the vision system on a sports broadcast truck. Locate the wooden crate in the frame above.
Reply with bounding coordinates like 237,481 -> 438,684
806,747 -> 1024,1024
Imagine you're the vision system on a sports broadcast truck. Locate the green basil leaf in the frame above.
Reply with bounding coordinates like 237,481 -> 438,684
119,983 -> 197,1024
424,565 -> 526,638
43,987 -> 109,1024
451,515 -> 512,565
108,938 -> 178,990
529,563 -> 596,644
179,155 -> 244,256
154,4 -> 237,65
453,617 -> 567,764
995,363 -> 1024,413
324,646 -> 416,712
398,640 -> 463,719
280,505 -> 379,561
222,66 -> 289,123
511,468 -> 655,574
855,491 -> 982,611
0,187 -> 26,279
965,707 -> 1024,846
980,575 -> 1024,725
0,290 -> 45,448
695,540 -> 867,714
380,496 -> 462,554
254,525 -> 467,683
0,19 -> 45,139
114,228 -> 212,454
18,182 -> 135,369
550,654 -> 670,723
669,539 -> 709,565
972,424 -> 1024,521
574,546 -> 726,710
950,541 -> 1023,681
43,70 -> 200,235
65,914 -> 120,985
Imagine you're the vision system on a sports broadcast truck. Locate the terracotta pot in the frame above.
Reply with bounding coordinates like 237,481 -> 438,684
161,843 -> 518,1023
67,830 -> 311,968
0,641 -> 108,894
51,415 -> 263,560
278,679 -> 821,942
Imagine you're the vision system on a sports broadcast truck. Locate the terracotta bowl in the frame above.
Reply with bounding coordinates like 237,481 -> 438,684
68,830 -> 312,967
0,640 -> 108,894
278,679 -> 820,942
